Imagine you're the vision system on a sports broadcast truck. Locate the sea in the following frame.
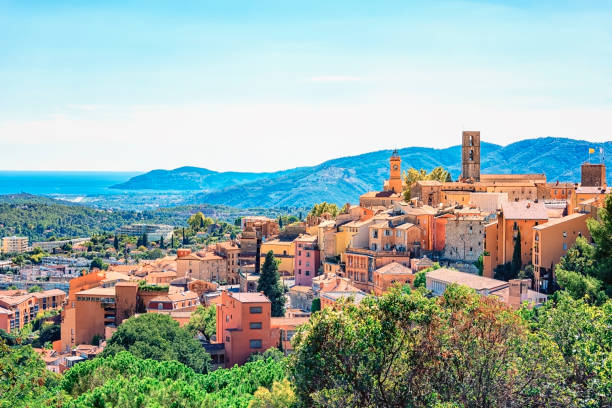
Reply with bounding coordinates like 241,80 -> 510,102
0,171 -> 141,197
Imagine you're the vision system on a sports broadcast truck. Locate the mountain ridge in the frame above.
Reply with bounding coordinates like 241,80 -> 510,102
113,137 -> 612,208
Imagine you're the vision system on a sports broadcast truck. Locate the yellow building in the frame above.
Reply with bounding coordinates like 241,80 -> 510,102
441,191 -> 471,207
1,236 -> 28,254
260,239 -> 295,276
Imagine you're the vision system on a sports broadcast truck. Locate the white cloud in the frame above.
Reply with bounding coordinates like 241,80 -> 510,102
1,96 -> 611,171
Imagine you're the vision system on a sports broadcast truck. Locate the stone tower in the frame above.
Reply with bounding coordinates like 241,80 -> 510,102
581,163 -> 606,187
388,149 -> 402,193
461,131 -> 480,182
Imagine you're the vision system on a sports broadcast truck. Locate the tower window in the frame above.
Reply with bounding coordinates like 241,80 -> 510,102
470,135 -> 474,146
469,150 -> 474,161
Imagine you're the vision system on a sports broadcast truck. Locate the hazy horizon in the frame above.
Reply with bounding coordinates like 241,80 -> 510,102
2,1 -> 612,172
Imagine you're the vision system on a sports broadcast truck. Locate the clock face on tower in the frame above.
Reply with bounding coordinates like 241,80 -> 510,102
393,165 -> 398,171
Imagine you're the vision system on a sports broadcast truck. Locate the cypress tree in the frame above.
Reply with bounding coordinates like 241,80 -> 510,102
257,251 -> 286,317
113,234 -> 119,251
141,233 -> 148,247
159,236 -> 165,249
511,229 -> 522,279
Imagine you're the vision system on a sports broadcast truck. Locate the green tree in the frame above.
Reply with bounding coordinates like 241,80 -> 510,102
290,285 -> 569,407
185,305 -> 216,342
101,313 -> 211,374
89,257 -> 107,270
258,251 -> 286,317
555,268 -> 607,304
510,229 -> 522,279
0,343 -> 69,406
188,212 -> 213,232
310,298 -> 321,313
159,235 -> 165,249
113,234 -> 119,251
587,194 -> 612,296
531,292 -> 612,406
309,202 -> 339,218
27,285 -> 43,293
248,379 -> 296,408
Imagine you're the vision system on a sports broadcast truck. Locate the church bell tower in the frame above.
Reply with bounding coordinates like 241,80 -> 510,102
461,131 -> 480,182
388,149 -> 402,193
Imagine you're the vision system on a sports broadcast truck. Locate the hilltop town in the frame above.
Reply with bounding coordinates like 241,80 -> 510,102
1,131 -> 611,406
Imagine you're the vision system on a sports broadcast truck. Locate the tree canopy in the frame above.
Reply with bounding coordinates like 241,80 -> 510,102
185,305 -> 217,342
289,285 -> 610,407
309,202 -> 339,218
101,313 -> 211,374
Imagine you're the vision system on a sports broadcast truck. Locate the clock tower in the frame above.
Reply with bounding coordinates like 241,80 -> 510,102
387,149 -> 402,193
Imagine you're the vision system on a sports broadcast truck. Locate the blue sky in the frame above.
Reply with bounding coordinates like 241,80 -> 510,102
1,0 -> 611,171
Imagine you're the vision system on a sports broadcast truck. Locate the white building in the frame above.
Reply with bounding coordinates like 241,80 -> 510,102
1,236 -> 29,254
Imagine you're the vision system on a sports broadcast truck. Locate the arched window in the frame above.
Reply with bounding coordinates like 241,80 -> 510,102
469,150 -> 474,161
469,135 -> 474,146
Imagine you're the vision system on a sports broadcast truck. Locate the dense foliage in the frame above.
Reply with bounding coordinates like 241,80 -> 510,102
0,345 -> 288,408
101,313 -> 211,374
309,202 -> 340,218
185,305 -> 217,342
289,285 -> 611,407
555,194 -> 612,302
403,166 -> 452,200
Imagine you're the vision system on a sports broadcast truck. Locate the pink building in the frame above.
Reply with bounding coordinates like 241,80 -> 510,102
293,235 -> 320,286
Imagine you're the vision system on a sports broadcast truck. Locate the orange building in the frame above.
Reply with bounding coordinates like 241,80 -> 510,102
147,291 -> 199,313
176,249 -> 228,283
532,213 -> 591,292
215,241 -> 241,283
0,294 -> 37,332
215,291 -> 308,367
216,291 -> 276,367
241,216 -> 280,239
344,248 -> 412,292
483,201 -> 549,278
373,262 -> 415,295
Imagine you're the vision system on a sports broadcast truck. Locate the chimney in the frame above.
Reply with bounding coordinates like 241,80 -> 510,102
508,279 -> 530,308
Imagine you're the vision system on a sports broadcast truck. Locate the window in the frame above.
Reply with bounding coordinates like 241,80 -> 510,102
306,262 -> 310,267
249,306 -> 262,314
250,322 -> 262,329
283,250 -> 287,255
305,270 -> 310,276
306,252 -> 310,257
226,336 -> 230,342
563,231 -> 567,238
250,339 -> 262,348
385,230 -> 391,236
158,303 -> 163,310
298,269 -> 301,274
563,243 -> 567,251
396,230 -> 402,237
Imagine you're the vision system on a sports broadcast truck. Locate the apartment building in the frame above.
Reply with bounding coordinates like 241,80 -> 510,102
1,236 -> 29,253
532,213 -> 591,292
294,235 -> 320,286
116,224 -> 173,242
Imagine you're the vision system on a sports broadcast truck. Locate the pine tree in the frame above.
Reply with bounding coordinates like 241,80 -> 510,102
257,251 -> 286,317
511,229 -> 522,279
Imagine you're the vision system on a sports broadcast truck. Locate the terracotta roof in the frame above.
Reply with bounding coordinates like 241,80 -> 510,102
147,271 -> 177,278
501,201 -> 548,220
76,287 -> 116,297
32,289 -> 66,298
151,291 -> 198,302
427,268 -> 507,291
0,306 -> 14,314
491,287 -> 548,305
533,213 -> 587,230
416,180 -> 442,186
576,186 -> 611,194
270,316 -> 309,327
229,292 -> 270,303
395,222 -> 416,230
375,262 -> 413,275
0,294 -> 34,307
290,285 -> 313,294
